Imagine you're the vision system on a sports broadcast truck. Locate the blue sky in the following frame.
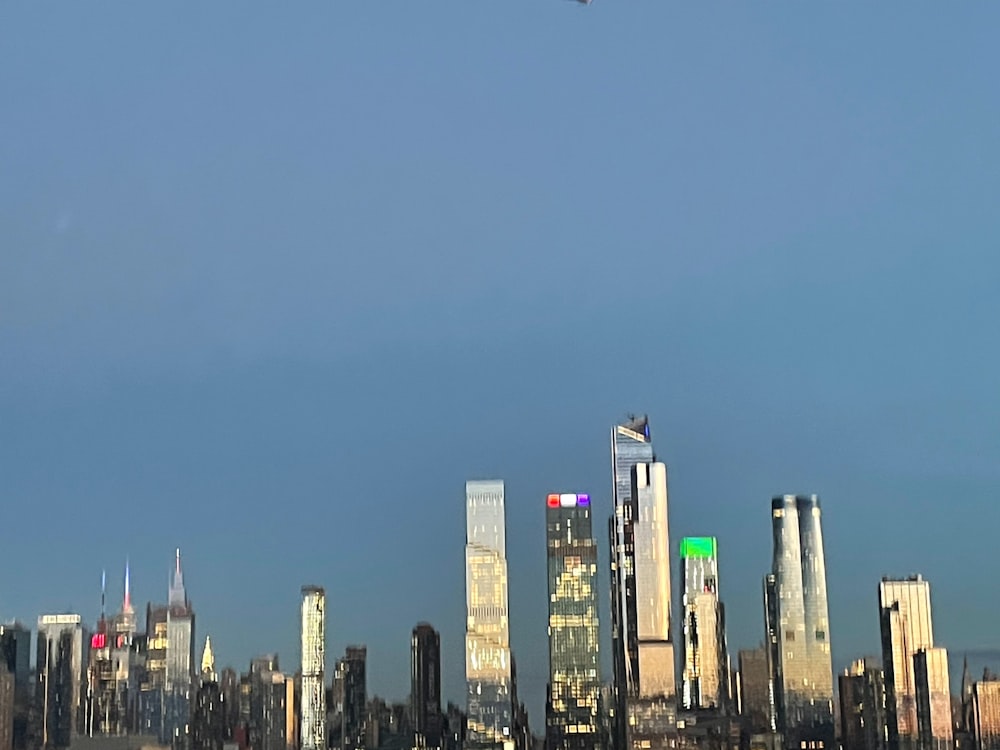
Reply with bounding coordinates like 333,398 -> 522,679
2,0 -> 999,722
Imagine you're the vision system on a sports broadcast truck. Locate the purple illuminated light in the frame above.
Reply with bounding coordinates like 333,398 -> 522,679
577,494 -> 590,505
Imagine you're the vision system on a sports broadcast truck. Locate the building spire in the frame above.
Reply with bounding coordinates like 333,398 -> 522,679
201,636 -> 216,682
168,548 -> 187,609
123,557 -> 133,614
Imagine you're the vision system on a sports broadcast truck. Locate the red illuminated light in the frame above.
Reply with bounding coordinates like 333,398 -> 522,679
91,633 -> 106,650
546,494 -> 560,508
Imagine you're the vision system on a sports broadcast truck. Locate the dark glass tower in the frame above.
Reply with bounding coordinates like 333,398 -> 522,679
764,495 -> 834,750
545,493 -> 600,750
412,623 -> 443,749
338,646 -> 367,750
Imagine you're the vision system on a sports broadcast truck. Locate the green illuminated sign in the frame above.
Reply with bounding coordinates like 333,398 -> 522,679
680,537 -> 717,559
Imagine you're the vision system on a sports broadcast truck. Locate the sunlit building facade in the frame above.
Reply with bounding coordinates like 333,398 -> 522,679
609,416 -> 677,750
764,494 -> 834,750
680,537 -> 729,713
300,586 -> 326,750
972,681 -> 1000,750
913,649 -> 951,750
465,480 -> 513,750
545,492 -> 600,750
879,576 -> 934,750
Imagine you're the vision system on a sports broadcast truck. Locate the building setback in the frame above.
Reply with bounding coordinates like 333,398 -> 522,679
879,576 -> 935,750
609,417 -> 677,750
680,537 -> 730,713
465,479 -> 513,750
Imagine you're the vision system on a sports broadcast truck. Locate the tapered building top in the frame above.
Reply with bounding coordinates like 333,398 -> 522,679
168,548 -> 187,609
201,635 -> 216,681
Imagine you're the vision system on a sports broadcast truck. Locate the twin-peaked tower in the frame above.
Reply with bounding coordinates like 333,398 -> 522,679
764,495 -> 835,750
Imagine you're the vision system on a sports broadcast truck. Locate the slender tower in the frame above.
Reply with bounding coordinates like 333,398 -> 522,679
545,493 -> 600,750
301,585 -> 326,750
465,480 -> 513,750
764,495 -> 834,750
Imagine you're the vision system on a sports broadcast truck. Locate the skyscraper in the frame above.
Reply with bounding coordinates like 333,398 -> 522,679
764,494 -> 834,750
300,585 -> 326,750
412,624 -> 443,750
913,649 -> 951,750
972,680 -> 1000,750
680,537 -> 729,713
545,492 -> 600,750
338,646 -> 367,750
879,576 -> 935,750
465,479 -> 513,750
37,614 -> 88,749
166,549 -> 196,747
609,417 -> 677,750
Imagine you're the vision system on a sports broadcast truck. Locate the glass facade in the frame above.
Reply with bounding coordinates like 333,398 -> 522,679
412,623 -> 443,749
300,585 -> 326,750
545,493 -> 601,750
609,417 -> 677,750
465,480 -> 513,750
681,537 -> 729,712
879,576 -> 934,750
36,614 -> 87,749
766,495 -> 834,750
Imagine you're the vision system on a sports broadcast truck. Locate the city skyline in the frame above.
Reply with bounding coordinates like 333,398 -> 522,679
5,0 -> 1000,733
2,471 -> 995,724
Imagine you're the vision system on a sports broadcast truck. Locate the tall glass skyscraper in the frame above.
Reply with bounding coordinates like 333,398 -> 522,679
465,480 -> 513,750
300,585 -> 326,750
411,623 -> 443,750
764,494 -> 834,750
609,417 -> 676,750
680,537 -> 729,713
545,492 -> 600,750
879,575 -> 950,750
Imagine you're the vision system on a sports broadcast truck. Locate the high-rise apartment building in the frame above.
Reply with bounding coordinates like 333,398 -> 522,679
973,681 -> 1000,750
680,537 -> 729,713
838,658 -> 887,750
545,492 -> 600,750
465,479 -> 513,750
609,417 -> 677,750
738,646 -> 772,734
300,585 -> 326,750
338,646 -> 367,750
37,614 -> 88,748
879,576 -> 936,750
763,494 -> 834,750
412,624 -> 443,749
913,649 -> 951,750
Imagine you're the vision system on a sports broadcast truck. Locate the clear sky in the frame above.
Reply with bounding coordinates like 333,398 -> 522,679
2,0 -> 999,725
